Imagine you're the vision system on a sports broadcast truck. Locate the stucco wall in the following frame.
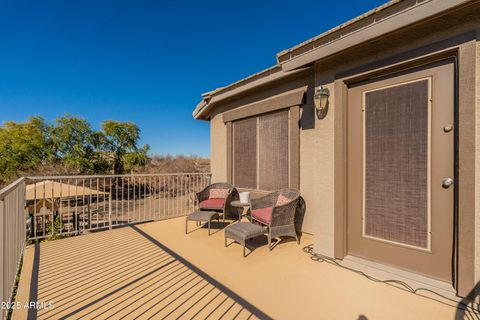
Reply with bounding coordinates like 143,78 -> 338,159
210,115 -> 227,183
307,78 -> 335,256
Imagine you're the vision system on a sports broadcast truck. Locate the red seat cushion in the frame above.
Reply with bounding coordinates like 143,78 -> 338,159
251,207 -> 272,224
199,198 -> 225,209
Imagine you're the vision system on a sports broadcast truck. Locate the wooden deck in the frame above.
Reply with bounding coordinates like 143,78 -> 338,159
13,217 -> 472,319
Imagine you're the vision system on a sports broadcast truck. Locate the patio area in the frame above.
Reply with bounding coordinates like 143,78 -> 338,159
13,217 -> 472,320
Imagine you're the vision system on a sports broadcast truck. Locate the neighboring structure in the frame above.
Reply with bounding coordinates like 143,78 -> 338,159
193,0 -> 480,299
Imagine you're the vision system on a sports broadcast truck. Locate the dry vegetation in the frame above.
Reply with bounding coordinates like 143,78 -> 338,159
139,155 -> 210,174
1,155 -> 209,189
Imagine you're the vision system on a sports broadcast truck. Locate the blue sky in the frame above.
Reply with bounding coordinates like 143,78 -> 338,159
0,0 -> 386,157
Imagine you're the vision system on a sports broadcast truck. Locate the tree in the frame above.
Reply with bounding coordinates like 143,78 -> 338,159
51,115 -> 107,173
99,121 -> 150,174
0,116 -> 150,186
0,117 -> 53,181
122,144 -> 150,173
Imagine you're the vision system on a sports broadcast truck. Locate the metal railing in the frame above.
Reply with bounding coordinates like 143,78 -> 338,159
26,173 -> 212,240
0,172 -> 211,314
0,178 -> 26,320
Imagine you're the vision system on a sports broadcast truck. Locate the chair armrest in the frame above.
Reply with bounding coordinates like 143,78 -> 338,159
195,185 -> 210,204
270,198 -> 300,227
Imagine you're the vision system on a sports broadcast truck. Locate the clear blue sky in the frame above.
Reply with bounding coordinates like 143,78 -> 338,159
0,0 -> 386,157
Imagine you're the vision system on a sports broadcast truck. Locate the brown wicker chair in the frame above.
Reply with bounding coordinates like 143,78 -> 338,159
250,189 -> 301,250
195,182 -> 238,225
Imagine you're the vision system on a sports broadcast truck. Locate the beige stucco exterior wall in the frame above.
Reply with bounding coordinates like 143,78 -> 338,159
295,88 -> 333,236
297,109 -> 321,236
308,80 -> 335,256
210,115 -> 227,183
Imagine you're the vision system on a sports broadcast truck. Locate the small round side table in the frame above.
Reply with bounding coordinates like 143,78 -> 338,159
230,200 -> 251,222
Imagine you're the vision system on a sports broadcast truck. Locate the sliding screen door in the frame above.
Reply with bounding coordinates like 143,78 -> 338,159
233,117 -> 257,189
259,110 -> 289,190
233,110 -> 289,191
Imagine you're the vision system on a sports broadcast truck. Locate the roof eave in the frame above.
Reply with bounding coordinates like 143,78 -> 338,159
193,66 -> 311,120
277,0 -> 474,71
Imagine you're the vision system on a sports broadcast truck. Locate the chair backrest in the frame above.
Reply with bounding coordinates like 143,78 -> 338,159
274,189 -> 300,206
196,182 -> 237,205
207,182 -> 234,193
267,189 -> 301,227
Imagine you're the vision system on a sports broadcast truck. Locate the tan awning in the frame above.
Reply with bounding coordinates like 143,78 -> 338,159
26,180 -> 108,200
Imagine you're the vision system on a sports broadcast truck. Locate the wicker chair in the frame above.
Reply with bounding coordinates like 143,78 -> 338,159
250,189 -> 301,250
195,182 -> 238,224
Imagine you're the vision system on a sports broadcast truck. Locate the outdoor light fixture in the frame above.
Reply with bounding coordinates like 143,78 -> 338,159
314,86 -> 330,119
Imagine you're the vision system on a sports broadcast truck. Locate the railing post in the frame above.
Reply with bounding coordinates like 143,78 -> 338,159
0,200 -> 5,320
108,196 -> 112,230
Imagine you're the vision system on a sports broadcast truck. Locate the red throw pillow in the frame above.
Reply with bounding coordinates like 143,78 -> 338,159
209,188 -> 229,199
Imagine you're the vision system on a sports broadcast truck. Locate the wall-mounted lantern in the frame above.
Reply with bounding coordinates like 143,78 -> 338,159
314,86 -> 330,119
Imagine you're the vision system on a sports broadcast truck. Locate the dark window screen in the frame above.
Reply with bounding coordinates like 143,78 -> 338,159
258,110 -> 289,191
233,117 -> 257,189
364,79 -> 429,248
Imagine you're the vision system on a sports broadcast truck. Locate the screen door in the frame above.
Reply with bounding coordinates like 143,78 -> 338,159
347,59 -> 454,281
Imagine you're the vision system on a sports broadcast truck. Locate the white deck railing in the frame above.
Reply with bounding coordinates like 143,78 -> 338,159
26,173 -> 212,240
0,178 -> 26,320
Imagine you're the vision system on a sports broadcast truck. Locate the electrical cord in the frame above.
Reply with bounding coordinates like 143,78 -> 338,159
302,244 -> 480,317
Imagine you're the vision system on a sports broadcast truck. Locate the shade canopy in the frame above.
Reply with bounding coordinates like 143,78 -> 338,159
26,180 -> 108,201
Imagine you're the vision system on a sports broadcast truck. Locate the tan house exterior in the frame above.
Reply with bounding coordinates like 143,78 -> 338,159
193,0 -> 480,299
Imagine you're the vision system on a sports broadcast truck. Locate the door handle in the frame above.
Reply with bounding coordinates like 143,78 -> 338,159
443,124 -> 453,133
442,178 -> 454,189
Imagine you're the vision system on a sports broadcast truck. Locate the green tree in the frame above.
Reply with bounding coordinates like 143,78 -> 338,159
0,116 -> 150,186
122,144 -> 150,172
51,115 -> 105,173
0,117 -> 52,181
52,115 -> 95,173
99,121 -> 150,174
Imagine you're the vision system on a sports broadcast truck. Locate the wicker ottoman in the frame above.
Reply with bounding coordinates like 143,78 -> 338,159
225,222 -> 267,257
186,210 -> 219,235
